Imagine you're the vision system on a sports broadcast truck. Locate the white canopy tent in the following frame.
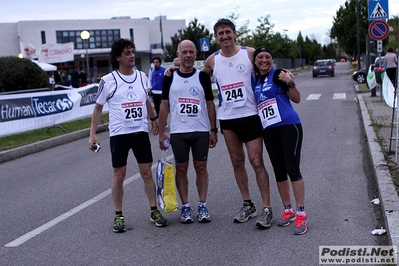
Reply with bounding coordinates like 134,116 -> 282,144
32,60 -> 57,72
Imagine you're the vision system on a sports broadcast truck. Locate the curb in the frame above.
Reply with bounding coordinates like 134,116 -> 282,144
0,124 -> 108,164
357,94 -> 399,248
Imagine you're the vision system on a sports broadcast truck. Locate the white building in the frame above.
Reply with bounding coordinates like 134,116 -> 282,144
0,16 -> 185,81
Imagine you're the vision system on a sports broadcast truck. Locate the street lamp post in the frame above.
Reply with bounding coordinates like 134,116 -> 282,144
80,30 -> 90,79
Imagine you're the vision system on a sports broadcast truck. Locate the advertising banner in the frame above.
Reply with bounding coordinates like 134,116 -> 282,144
39,42 -> 74,63
0,84 -> 108,137
19,42 -> 37,59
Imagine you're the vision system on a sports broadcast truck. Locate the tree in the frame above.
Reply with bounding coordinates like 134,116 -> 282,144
251,15 -> 275,48
387,16 -> 399,50
226,7 -> 252,46
330,0 -> 368,56
163,18 -> 218,62
0,57 -> 49,92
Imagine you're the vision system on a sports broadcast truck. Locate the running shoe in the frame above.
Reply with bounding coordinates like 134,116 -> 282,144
150,210 -> 168,227
293,213 -> 308,235
198,205 -> 212,223
113,214 -> 127,233
180,206 -> 194,223
277,208 -> 295,227
233,202 -> 257,223
255,207 -> 273,228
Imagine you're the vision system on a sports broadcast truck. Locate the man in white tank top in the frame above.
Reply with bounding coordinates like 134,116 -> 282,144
203,19 -> 273,228
88,39 -> 168,233
159,40 -> 218,223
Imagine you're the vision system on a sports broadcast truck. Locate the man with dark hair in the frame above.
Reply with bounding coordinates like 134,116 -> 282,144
148,56 -> 166,117
203,18 -> 273,227
89,38 -> 168,233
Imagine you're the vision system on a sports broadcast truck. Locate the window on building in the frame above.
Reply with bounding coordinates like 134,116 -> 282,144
56,29 -> 121,49
41,31 -> 46,44
130,29 -> 134,43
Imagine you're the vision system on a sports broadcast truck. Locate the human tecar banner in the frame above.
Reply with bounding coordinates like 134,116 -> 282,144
39,42 -> 74,63
0,84 -> 108,137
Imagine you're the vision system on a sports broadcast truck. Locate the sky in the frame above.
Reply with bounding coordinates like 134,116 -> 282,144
1,0 -> 399,45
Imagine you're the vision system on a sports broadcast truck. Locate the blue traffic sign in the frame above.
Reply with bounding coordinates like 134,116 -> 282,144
200,38 -> 210,52
368,0 -> 389,21
368,20 -> 390,40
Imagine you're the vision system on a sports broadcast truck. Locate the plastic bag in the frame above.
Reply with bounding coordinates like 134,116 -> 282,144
367,65 -> 377,90
156,152 -> 178,212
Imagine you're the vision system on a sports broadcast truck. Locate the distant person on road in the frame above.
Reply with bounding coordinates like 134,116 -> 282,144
173,57 -> 181,67
48,72 -> 55,91
70,66 -> 80,88
148,57 -> 166,117
202,18 -> 272,228
384,47 -> 398,87
88,38 -> 168,233
60,71 -> 70,86
158,40 -> 218,224
252,46 -> 308,235
79,66 -> 88,87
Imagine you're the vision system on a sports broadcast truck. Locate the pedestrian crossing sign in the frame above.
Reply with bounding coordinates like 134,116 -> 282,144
200,38 -> 210,52
368,0 -> 389,21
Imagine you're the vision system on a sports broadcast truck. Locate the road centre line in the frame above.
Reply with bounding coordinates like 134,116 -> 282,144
4,153 -> 173,248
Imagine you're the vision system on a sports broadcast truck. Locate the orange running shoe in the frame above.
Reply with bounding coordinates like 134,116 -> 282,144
293,213 -> 308,235
277,208 -> 295,227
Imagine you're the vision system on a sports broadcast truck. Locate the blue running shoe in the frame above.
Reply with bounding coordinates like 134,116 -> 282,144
198,206 -> 211,223
180,206 -> 193,223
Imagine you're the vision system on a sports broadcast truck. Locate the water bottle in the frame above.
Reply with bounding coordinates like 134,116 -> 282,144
163,139 -> 170,149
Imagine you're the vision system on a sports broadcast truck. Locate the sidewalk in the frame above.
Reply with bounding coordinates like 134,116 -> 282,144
357,86 -> 399,249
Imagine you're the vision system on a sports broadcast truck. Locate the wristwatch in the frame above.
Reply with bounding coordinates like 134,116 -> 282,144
289,80 -> 296,88
210,127 -> 218,133
150,115 -> 158,121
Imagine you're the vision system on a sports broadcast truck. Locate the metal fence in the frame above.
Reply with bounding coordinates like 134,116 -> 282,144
273,58 -> 307,70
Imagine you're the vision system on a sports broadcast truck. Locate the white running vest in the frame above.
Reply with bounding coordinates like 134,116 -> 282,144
167,70 -> 210,134
213,47 -> 257,120
96,70 -> 149,136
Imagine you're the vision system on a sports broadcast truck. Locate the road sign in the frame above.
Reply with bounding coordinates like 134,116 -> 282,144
368,20 -> 390,40
368,0 -> 389,21
200,38 -> 210,52
377,40 -> 383,52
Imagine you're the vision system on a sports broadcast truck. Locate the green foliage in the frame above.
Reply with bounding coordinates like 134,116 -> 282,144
163,7 -> 330,65
163,18 -> 218,62
0,56 -> 49,92
330,0 -> 368,56
387,16 -> 399,50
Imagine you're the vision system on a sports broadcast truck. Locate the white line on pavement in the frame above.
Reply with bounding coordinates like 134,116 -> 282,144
4,154 -> 173,248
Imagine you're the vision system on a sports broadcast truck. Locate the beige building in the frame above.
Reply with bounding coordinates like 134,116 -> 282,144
0,16 -> 185,82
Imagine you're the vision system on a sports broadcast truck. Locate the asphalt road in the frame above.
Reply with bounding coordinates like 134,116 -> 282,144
0,62 -> 389,266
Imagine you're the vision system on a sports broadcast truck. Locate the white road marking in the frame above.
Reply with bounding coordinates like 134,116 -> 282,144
306,94 -> 322,100
333,93 -> 346,99
4,154 -> 173,248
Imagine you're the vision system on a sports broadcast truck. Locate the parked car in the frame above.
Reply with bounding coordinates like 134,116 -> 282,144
352,69 -> 367,83
352,56 -> 386,84
375,56 -> 385,67
313,59 -> 335,77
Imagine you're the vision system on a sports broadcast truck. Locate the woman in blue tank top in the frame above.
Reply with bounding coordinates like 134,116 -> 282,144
252,46 -> 308,235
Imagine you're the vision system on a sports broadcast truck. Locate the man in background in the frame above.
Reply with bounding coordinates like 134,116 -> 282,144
148,57 -> 166,117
